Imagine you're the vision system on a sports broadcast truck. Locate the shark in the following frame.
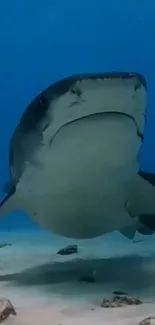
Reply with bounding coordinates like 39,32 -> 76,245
0,72 -> 155,239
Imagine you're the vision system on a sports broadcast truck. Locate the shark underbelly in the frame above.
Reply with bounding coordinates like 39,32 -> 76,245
16,113 -> 141,238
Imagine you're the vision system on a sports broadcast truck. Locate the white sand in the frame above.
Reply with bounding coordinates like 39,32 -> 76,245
1,229 -> 155,324
5,303 -> 155,325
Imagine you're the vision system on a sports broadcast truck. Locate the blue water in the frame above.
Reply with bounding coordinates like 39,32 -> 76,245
0,0 -> 155,231
0,1 -> 155,308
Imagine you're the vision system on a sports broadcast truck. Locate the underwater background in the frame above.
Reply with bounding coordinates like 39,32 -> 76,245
0,1 -> 155,311
0,1 -> 154,232
0,0 -> 155,231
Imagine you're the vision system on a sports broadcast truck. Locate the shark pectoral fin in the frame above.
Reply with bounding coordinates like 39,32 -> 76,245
137,223 -> 154,235
119,224 -> 136,239
3,182 -> 14,194
128,174 -> 155,216
0,186 -> 16,217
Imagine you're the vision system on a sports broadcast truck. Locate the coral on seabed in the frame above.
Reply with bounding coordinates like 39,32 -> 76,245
101,295 -> 142,308
0,299 -> 16,323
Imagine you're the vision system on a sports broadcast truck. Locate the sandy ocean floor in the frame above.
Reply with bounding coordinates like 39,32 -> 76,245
1,229 -> 155,324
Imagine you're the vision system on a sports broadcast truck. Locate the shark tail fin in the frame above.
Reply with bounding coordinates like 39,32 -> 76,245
119,224 -> 136,239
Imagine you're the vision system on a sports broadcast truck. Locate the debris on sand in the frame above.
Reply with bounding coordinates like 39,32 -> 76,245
138,317 -> 155,325
0,243 -> 12,249
80,270 -> 96,283
57,244 -> 78,255
101,295 -> 142,308
80,275 -> 96,283
0,298 -> 16,322
113,290 -> 128,295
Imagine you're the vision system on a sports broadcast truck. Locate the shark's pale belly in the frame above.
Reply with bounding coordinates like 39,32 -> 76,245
16,114 -> 141,238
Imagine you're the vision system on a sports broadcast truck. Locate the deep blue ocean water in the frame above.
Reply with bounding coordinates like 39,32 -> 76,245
0,0 -> 155,232
0,1 -> 155,307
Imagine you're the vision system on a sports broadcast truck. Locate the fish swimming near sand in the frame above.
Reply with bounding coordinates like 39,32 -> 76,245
0,72 -> 155,239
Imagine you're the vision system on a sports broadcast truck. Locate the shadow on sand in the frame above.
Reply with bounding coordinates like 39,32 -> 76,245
0,254 -> 155,299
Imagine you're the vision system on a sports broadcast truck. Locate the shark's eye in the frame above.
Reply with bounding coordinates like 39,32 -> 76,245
70,88 -> 76,94
39,95 -> 47,107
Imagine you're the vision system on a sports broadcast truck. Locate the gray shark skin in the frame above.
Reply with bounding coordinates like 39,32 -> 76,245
0,71 -> 154,239
8,72 -> 146,186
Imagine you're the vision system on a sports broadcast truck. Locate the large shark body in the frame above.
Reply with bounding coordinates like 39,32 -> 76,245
1,72 -> 155,239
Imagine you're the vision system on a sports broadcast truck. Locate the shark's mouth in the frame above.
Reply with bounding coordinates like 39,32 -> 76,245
41,75 -> 146,149
22,111 -> 142,238
0,111 -> 142,220
50,111 -> 143,146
